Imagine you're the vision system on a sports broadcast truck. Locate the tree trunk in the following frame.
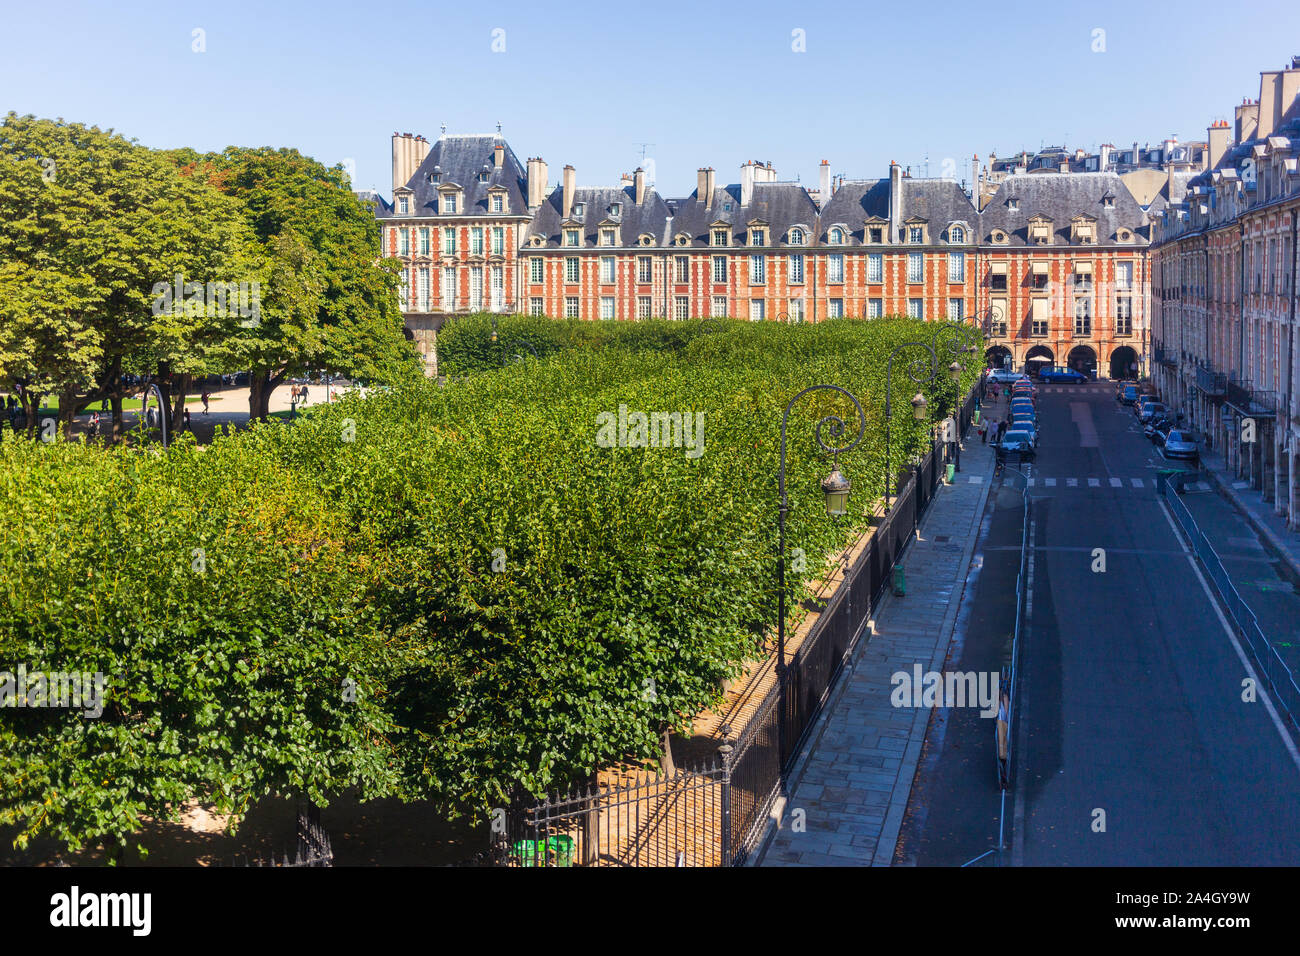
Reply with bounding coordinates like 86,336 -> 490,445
59,387 -> 77,439
659,727 -> 676,778
249,369 -> 281,421
108,357 -> 124,445
170,373 -> 192,434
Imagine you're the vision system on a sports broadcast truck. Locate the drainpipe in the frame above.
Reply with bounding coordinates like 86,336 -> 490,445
1286,209 -> 1298,525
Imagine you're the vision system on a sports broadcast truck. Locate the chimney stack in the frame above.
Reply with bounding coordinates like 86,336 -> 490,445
526,157 -> 548,209
1207,121 -> 1230,171
1058,160 -> 1069,174
740,161 -> 755,206
819,160 -> 831,207
888,161 -> 902,243
562,165 -> 576,218
494,143 -> 505,169
1234,100 -> 1259,144
392,132 -> 431,197
697,167 -> 709,203
704,167 -> 715,209
634,167 -> 646,204
971,154 -> 979,199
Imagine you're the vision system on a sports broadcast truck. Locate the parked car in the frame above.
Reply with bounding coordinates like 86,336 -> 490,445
1010,418 -> 1038,444
988,368 -> 1021,384
1038,365 -> 1089,384
996,430 -> 1037,460
1138,401 -> 1167,423
1118,383 -> 1140,405
1010,399 -> 1037,418
1162,430 -> 1200,463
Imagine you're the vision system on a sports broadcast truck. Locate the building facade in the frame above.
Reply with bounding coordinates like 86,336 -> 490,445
375,133 -> 1156,382
1151,58 -> 1300,528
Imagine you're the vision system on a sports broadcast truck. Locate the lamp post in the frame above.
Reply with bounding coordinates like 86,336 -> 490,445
932,321 -> 982,473
142,383 -> 169,450
884,342 -> 938,511
776,384 -> 865,780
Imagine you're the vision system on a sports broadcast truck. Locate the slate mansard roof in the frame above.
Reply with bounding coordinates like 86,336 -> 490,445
377,135 -> 530,219
979,172 -> 1149,245
525,185 -> 672,247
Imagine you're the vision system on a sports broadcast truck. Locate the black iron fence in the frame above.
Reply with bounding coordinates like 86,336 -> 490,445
496,387 -> 976,866
234,802 -> 334,867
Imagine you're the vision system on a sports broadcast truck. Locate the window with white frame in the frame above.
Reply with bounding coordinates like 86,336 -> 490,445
750,299 -> 765,321
564,296 -> 579,318
829,227 -> 844,245
492,226 -> 504,255
637,296 -> 652,318
1073,295 -> 1091,336
789,299 -> 805,322
398,196 -> 409,214
674,256 -> 689,284
789,227 -> 805,245
948,252 -> 965,283
565,257 -> 579,283
398,270 -> 410,310
443,193 -> 458,214
599,256 -> 615,283
490,265 -> 503,310
601,228 -> 615,247
712,228 -> 728,247
610,202 -> 621,218
530,257 -> 543,284
908,226 -> 923,243
789,254 -> 804,283
749,254 -> 765,285
574,202 -> 585,219
600,296 -> 615,319
990,299 -> 1008,336
441,266 -> 455,307
419,227 -> 430,256
674,296 -> 690,320
947,297 -> 963,320
471,227 -> 484,255
868,298 -> 883,318
1116,262 -> 1133,289
1116,295 -> 1133,335
749,227 -> 766,246
443,227 -> 456,255
867,253 -> 883,283
491,194 -> 504,213
637,256 -> 652,283
399,229 -> 410,257
907,253 -> 923,283
469,266 -> 483,310
712,255 -> 727,283
949,225 -> 965,244
418,267 -> 430,311
828,253 -> 844,284
828,298 -> 844,318
565,228 -> 580,247
529,297 -> 544,316
907,298 -> 923,319
712,295 -> 727,317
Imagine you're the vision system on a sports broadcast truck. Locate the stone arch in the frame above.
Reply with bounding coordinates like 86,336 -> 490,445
1110,345 -> 1139,380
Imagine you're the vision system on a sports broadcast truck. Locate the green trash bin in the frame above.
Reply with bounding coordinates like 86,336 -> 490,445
946,463 -> 956,484
973,409 -> 981,426
893,563 -> 906,596
510,839 -> 543,867
547,835 -> 575,867
510,835 -> 575,867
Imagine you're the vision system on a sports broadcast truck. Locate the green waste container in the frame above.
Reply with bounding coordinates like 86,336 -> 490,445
510,839 -> 543,867
547,835 -> 575,867
893,563 -> 906,596
946,463 -> 956,484
510,835 -> 575,867
973,409 -> 981,426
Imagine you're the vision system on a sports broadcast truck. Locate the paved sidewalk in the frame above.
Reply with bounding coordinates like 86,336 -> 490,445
757,399 -> 1001,866
1198,448 -> 1300,580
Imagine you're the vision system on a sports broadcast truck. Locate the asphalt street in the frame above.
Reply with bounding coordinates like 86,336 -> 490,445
898,381 -> 1300,866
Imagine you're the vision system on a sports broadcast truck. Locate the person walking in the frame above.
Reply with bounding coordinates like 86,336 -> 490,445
182,408 -> 191,431
979,419 -> 988,444
201,390 -> 210,414
300,384 -> 309,405
88,411 -> 100,440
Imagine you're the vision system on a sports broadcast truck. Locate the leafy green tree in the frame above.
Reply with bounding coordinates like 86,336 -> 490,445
0,114 -> 260,441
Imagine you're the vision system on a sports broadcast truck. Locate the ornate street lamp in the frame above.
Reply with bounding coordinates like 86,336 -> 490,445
776,384 -> 865,778
884,342 -> 938,511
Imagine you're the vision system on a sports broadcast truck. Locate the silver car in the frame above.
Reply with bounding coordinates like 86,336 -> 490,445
1162,429 -> 1199,463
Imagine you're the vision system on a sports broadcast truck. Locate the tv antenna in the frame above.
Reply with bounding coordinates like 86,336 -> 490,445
635,142 -> 655,163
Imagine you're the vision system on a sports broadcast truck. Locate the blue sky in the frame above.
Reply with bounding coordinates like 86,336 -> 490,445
4,0 -> 1299,197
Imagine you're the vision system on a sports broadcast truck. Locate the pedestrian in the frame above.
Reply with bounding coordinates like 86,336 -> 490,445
201,390 -> 210,414
980,419 -> 989,444
88,411 -> 100,440
182,408 -> 191,431
300,384 -> 309,404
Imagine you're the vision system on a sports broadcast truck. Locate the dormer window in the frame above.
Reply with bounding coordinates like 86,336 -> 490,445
749,227 -> 766,247
908,226 -> 923,243
574,202 -> 586,219
712,228 -> 729,247
949,225 -> 965,244
991,229 -> 1008,244
1102,194 -> 1115,209
477,169 -> 489,183
789,227 -> 806,245
869,226 -> 883,243
638,234 -> 654,246
1008,198 -> 1019,211
1028,217 -> 1052,245
564,228 -> 581,247
1071,218 -> 1095,245
828,227 -> 845,245
675,233 -> 691,247
491,194 -> 504,213
398,196 -> 410,214
610,202 -> 622,219
600,227 -> 616,247
1117,228 -> 1132,242
443,193 -> 458,214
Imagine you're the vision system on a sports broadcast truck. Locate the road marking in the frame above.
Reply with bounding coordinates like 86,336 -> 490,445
1157,498 -> 1300,776
968,475 -> 983,484
1131,478 -> 1144,488
1044,478 -> 1056,487
1066,478 -> 1078,487
1087,478 -> 1100,487
1109,477 -> 1123,488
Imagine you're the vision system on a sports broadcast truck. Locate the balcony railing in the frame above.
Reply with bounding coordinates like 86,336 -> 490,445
1227,381 -> 1277,416
1195,367 -> 1227,395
